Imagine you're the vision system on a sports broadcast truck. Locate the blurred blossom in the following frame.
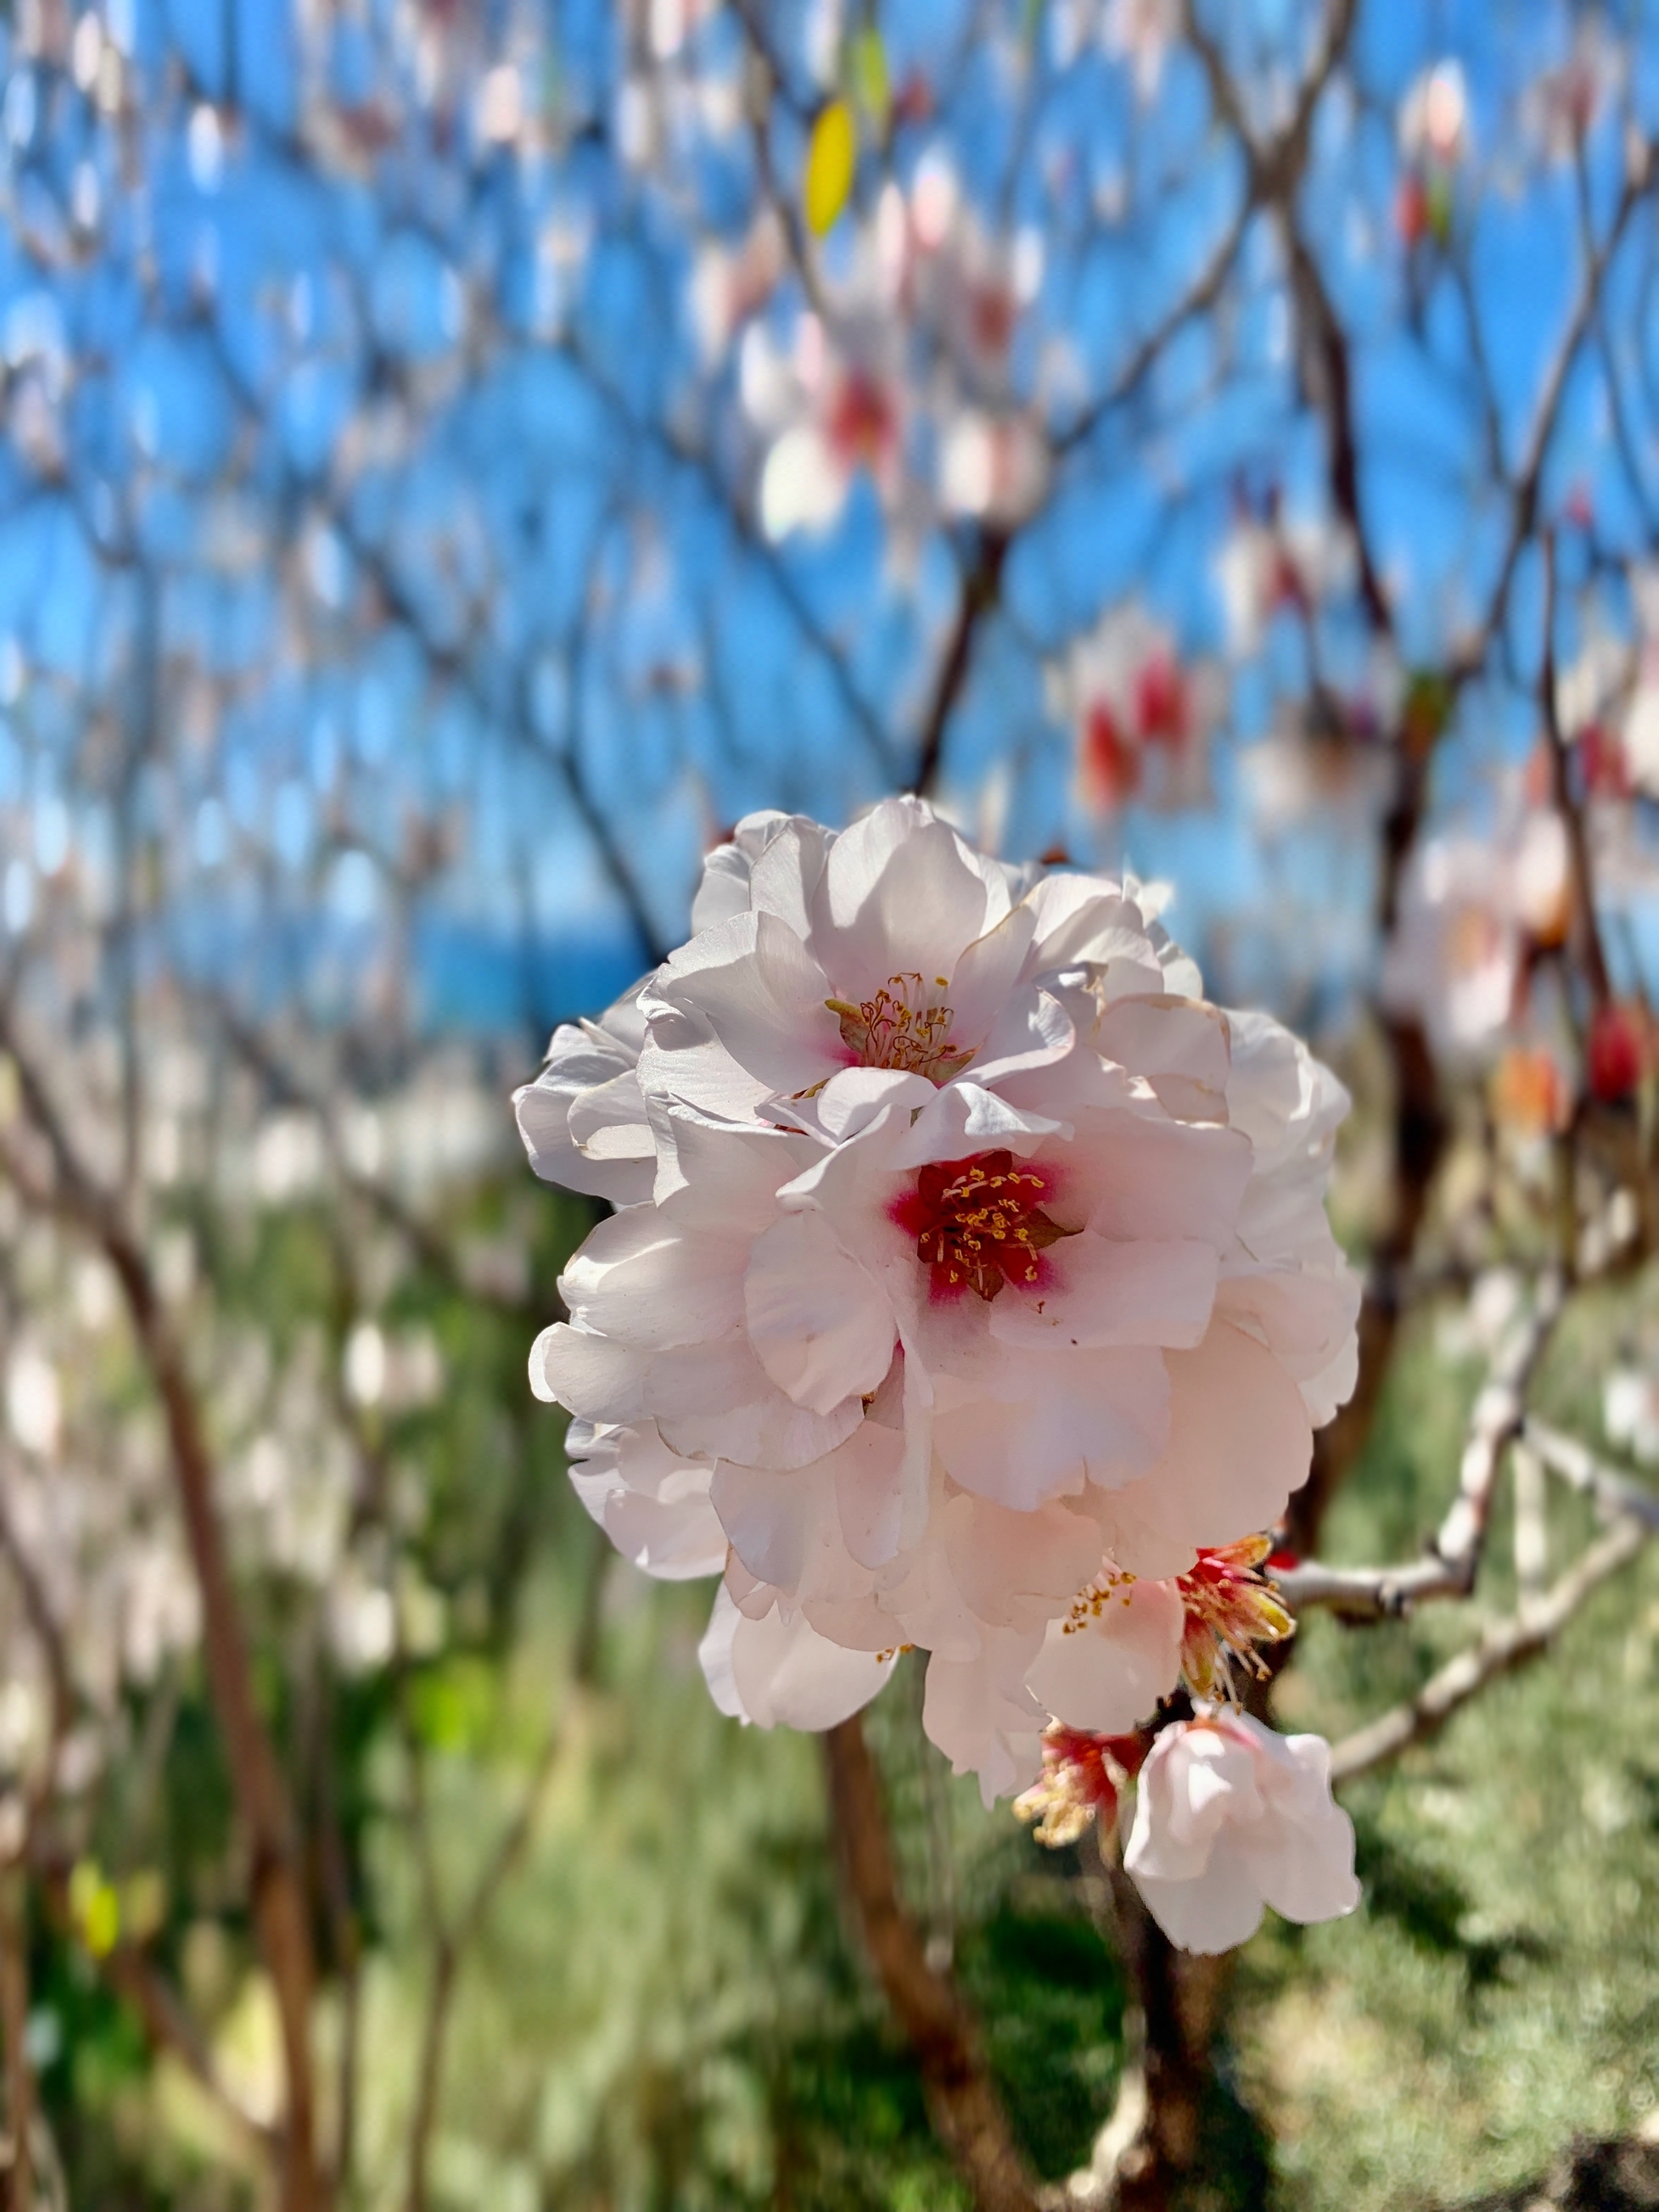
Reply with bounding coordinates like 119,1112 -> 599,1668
1525,25 -> 1622,160
1047,605 -> 1215,815
476,64 -> 523,146
1399,60 -> 1470,167
1102,0 -> 1181,101
329,1566 -> 397,1672
1435,1268 -> 1525,1364
1382,812 -> 1570,1064
940,411 -> 1048,524
1215,509 -> 1350,655
1606,1367 -> 1659,1465
6,1345 -> 62,1458
689,214 -> 786,363
1586,1000 -> 1649,1105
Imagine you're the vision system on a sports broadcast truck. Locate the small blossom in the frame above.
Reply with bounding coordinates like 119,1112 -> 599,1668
1587,1001 -> 1648,1104
1123,1708 -> 1360,1954
1015,1724 -> 1145,1848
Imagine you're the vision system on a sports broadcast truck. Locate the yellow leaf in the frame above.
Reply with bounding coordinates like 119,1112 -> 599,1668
804,99 -> 856,236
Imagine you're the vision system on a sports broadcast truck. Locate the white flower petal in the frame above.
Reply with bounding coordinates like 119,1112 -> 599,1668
743,1211 -> 896,1413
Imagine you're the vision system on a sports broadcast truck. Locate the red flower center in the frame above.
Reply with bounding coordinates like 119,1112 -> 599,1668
826,370 -> 896,469
893,1149 -> 1068,1302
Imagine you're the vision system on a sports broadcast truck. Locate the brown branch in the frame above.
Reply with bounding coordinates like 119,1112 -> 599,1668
1457,147 -> 1653,682
1329,1514 -> 1650,1784
0,1019 -> 321,2212
1278,1272 -> 1563,1621
823,1714 -> 1038,2212
912,530 -> 1010,799
1539,533 -> 1614,1012
1051,195 -> 1254,458
0,1867 -> 32,2212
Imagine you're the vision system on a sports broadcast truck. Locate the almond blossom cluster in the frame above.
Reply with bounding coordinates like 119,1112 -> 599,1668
516,799 -> 1363,1951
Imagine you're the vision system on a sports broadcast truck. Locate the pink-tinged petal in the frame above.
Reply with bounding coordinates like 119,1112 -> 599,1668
701,1584 -> 897,1731
939,1490 -> 1105,1633
932,1346 -> 1171,1507
1124,1724 -> 1250,1879
783,1066 -> 937,1144
697,1583 -> 746,1717
987,1232 -> 1219,1352
1240,1797 -> 1360,1928
568,1429 -> 727,1580
748,816 -> 834,940
514,1008 -> 655,1205
710,1455 -> 838,1590
1216,1267 -> 1362,1427
1070,1112 -> 1252,1245
816,800 -> 999,994
531,1324 -> 646,1418
968,985 -> 1079,1090
1022,875 -> 1162,976
944,904 -> 1038,1043
650,1332 -> 864,1470
1129,1853 -> 1267,1955
829,1407 -> 914,1571
650,908 -> 842,1099
689,810 -> 803,934
893,1080 -> 1069,1166
1094,996 -> 1232,1121
1093,1320 -> 1313,1578
560,1209 -> 747,1349
566,1069 -> 657,1160
743,1211 -> 897,1413
922,1630 -> 1047,1805
1026,1578 -> 1183,1733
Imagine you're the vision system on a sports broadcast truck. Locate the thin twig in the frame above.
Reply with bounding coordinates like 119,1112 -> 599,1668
0,1016 -> 320,2211
1520,1417 -> 1659,1533
1330,1514 -> 1650,1784
1539,532 -> 1614,1012
1277,1273 -> 1563,1621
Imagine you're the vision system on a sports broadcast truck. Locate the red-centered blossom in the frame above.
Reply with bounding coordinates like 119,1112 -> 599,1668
1395,173 -> 1430,247
893,1149 -> 1069,1301
1176,1535 -> 1294,1697
1135,650 -> 1190,748
1082,700 -> 1141,808
524,801 -> 1361,1806
1588,1000 -> 1647,1102
825,367 -> 898,471
1014,1724 -> 1145,1848
1579,721 -> 1632,800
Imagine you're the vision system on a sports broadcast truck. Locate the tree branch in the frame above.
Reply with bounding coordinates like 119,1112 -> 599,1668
1329,1514 -> 1650,1784
823,1714 -> 1038,2212
1277,1273 -> 1563,1621
0,1016 -> 321,2212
